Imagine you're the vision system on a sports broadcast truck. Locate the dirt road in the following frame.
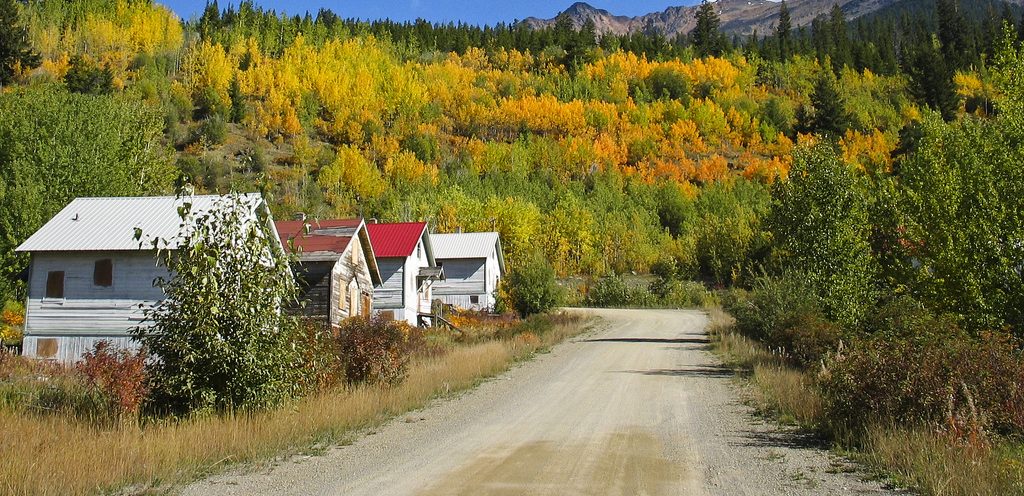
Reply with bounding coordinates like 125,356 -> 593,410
183,309 -> 893,496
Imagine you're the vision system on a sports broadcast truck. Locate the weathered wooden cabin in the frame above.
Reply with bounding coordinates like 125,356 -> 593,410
274,219 -> 381,327
366,222 -> 444,326
430,232 -> 505,311
15,194 -> 274,362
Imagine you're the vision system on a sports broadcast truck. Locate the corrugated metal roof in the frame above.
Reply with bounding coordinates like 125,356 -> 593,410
16,194 -> 264,252
431,232 -> 504,273
275,219 -> 362,257
366,222 -> 427,258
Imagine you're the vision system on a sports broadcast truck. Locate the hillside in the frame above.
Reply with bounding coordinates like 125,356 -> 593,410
524,0 -> 1024,37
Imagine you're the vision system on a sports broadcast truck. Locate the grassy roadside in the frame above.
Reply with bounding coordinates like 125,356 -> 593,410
0,313 -> 592,496
705,307 -> 1024,496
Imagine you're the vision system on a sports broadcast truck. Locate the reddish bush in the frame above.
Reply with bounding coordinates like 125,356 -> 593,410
821,332 -> 1024,440
336,316 -> 421,385
778,312 -> 843,368
78,341 -> 148,419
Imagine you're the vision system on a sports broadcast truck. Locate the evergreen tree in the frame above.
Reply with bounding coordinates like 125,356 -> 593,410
937,0 -> 973,71
905,34 -> 959,121
776,0 -> 793,60
828,4 -> 851,72
692,1 -> 723,57
0,0 -> 40,86
809,67 -> 851,137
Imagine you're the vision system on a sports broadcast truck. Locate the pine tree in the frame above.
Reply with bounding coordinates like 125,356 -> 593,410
828,4 -> 851,72
692,1 -> 723,58
776,0 -> 793,60
905,35 -> 959,121
809,66 -> 851,137
936,0 -> 973,71
0,0 -> 40,86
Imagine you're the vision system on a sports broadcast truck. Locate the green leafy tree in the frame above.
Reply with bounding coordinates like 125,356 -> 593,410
769,144 -> 876,327
132,193 -> 302,414
505,251 -> 562,317
0,87 -> 172,302
897,41 -> 1024,333
0,0 -> 39,86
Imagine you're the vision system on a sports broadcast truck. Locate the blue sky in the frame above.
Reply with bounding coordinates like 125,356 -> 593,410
159,1 -> 699,25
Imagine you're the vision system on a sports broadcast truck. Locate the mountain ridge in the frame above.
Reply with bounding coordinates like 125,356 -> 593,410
523,0 -> 1023,38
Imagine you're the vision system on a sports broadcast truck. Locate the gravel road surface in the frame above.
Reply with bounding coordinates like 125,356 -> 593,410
183,309 -> 894,496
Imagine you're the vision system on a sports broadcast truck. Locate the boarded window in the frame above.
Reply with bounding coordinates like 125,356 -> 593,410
362,294 -> 372,317
36,338 -> 58,359
46,271 -> 64,299
94,259 -> 113,287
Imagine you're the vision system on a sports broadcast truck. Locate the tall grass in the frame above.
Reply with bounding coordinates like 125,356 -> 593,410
0,314 -> 589,495
705,306 -> 1024,496
865,426 -> 1024,496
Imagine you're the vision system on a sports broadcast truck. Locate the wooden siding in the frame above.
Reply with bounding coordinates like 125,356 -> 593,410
330,235 -> 375,326
23,251 -> 165,362
434,258 -> 486,295
22,335 -> 139,363
373,258 -> 405,310
25,252 -> 166,337
290,261 -> 333,318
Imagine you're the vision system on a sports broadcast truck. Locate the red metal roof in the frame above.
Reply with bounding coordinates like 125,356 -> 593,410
366,222 -> 427,258
275,219 -> 362,255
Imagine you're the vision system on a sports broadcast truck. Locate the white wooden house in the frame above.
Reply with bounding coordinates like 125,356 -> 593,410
274,219 -> 381,327
15,194 -> 274,362
430,232 -> 505,311
366,222 -> 444,325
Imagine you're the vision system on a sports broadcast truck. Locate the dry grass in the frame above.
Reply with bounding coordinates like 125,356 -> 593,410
0,314 -> 590,495
865,426 -> 1024,496
749,364 -> 822,427
706,307 -> 820,427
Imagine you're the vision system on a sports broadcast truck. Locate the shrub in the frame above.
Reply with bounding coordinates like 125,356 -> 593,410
505,252 -> 562,317
585,275 -> 629,307
292,318 -> 344,392
726,272 -> 821,343
821,331 -> 1024,439
194,114 -> 228,145
132,193 -> 301,414
64,56 -> 114,95
78,341 -> 148,419
336,316 -> 419,385
1,300 -> 24,345
777,311 -> 843,368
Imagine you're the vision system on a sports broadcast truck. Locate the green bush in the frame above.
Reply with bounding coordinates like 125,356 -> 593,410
132,194 -> 301,415
726,272 -> 821,343
585,275 -> 630,307
505,253 -> 562,317
194,114 -> 228,145
336,316 -> 420,385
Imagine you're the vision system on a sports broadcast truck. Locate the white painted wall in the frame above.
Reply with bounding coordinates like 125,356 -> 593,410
372,237 -> 434,326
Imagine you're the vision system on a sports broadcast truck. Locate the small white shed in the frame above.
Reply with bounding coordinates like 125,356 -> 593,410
430,232 -> 505,311
15,194 -> 273,362
366,222 -> 444,326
